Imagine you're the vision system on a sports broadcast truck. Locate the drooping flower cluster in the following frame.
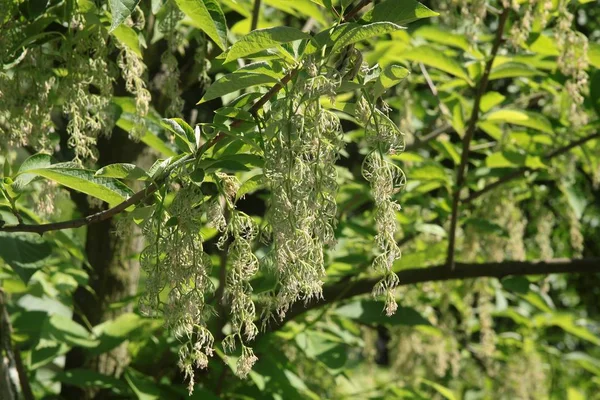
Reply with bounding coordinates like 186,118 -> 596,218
555,0 -> 589,126
263,67 -> 345,319
357,96 -> 406,316
139,184 -> 214,394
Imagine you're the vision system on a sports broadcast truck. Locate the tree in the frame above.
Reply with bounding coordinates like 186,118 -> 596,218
1,0 -> 599,398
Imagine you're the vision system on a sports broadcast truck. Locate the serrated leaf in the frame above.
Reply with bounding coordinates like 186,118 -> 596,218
95,163 -> 149,180
111,24 -> 142,57
199,72 -> 278,103
489,62 -> 544,80
399,46 -> 471,83
332,22 -> 404,53
224,26 -> 310,63
12,154 -> 134,207
175,0 -> 228,51
0,232 -> 53,283
109,0 -> 141,32
484,109 -> 553,134
373,64 -> 409,98
361,0 -> 438,25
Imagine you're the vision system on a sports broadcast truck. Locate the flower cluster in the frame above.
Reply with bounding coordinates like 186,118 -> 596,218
139,184 -> 214,394
358,96 -> 406,316
156,2 -> 184,117
263,68 -> 345,319
555,1 -> 589,126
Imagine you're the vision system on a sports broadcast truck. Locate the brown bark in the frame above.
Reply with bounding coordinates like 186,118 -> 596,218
61,133 -> 153,399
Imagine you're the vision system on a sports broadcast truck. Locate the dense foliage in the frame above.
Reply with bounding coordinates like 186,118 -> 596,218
1,0 -> 600,398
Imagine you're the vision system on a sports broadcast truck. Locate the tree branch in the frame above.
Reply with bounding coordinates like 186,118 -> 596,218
0,289 -> 34,400
250,0 -> 261,31
446,7 -> 510,270
464,131 -> 600,203
271,257 -> 600,329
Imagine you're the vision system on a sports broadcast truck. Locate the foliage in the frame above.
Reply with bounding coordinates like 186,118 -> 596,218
1,0 -> 600,399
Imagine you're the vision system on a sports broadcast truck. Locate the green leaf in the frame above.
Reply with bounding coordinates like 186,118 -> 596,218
175,0 -> 228,51
224,26 -> 310,63
361,0 -> 438,26
125,369 -> 168,400
489,62 -> 544,80
332,22 -> 404,53
373,64 -> 410,98
421,380 -> 458,400
400,46 -> 471,83
12,154 -> 134,207
335,300 -> 431,326
111,24 -> 142,57
39,314 -> 99,348
483,109 -> 553,134
463,218 -> 508,237
480,91 -> 505,113
91,313 -> 159,355
109,0 -> 141,32
160,119 -> 196,153
237,173 -> 264,200
0,232 -> 52,283
535,314 -> 600,346
199,72 -> 278,104
414,25 -> 478,55
95,163 -> 149,181
54,369 -> 129,394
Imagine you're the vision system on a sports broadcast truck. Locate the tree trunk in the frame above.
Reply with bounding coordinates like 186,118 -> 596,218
61,133 -> 153,399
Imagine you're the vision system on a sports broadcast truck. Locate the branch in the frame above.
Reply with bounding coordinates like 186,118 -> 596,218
446,7 -> 510,270
405,123 -> 452,151
272,257 -> 600,328
344,0 -> 371,21
250,0 -> 261,31
464,131 -> 600,203
0,290 -> 34,400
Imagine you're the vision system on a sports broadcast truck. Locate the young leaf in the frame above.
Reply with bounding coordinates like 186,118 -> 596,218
12,154 -> 134,207
95,164 -> 149,181
198,72 -> 278,104
361,0 -> 438,26
224,26 -> 311,63
0,232 -> 53,283
483,109 -> 553,134
109,0 -> 141,32
175,0 -> 228,51
332,22 -> 404,53
399,46 -> 472,83
372,64 -> 410,98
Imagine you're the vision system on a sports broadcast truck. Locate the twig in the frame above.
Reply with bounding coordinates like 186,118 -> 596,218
344,0 -> 371,21
269,257 -> 600,330
445,7 -> 510,270
419,63 -> 452,121
0,289 -> 34,400
250,0 -> 261,31
406,123 -> 452,151
464,131 -> 600,203
0,0 -> 376,236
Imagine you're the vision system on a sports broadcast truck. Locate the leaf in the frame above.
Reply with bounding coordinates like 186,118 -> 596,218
125,369 -> 168,400
111,25 -> 142,57
95,163 -> 149,180
414,25 -> 477,54
12,154 -> 134,207
400,46 -> 471,83
54,369 -> 129,394
535,314 -> 600,346
373,64 -> 410,98
237,173 -> 264,200
175,0 -> 228,51
91,313 -> 159,355
484,109 -> 553,134
361,0 -> 438,26
335,300 -> 431,326
199,72 -> 278,104
421,380 -> 457,400
489,62 -> 544,80
480,91 -> 505,113
109,0 -> 141,32
0,232 -> 52,283
332,22 -> 404,53
224,26 -> 310,63
463,218 -> 508,237
39,314 -> 99,348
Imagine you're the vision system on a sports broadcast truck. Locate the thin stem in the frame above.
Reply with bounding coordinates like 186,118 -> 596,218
0,289 -> 35,400
268,257 -> 600,331
250,0 -> 261,31
464,131 -> 600,203
419,63 -> 452,121
446,7 -> 510,270
344,0 -> 371,21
